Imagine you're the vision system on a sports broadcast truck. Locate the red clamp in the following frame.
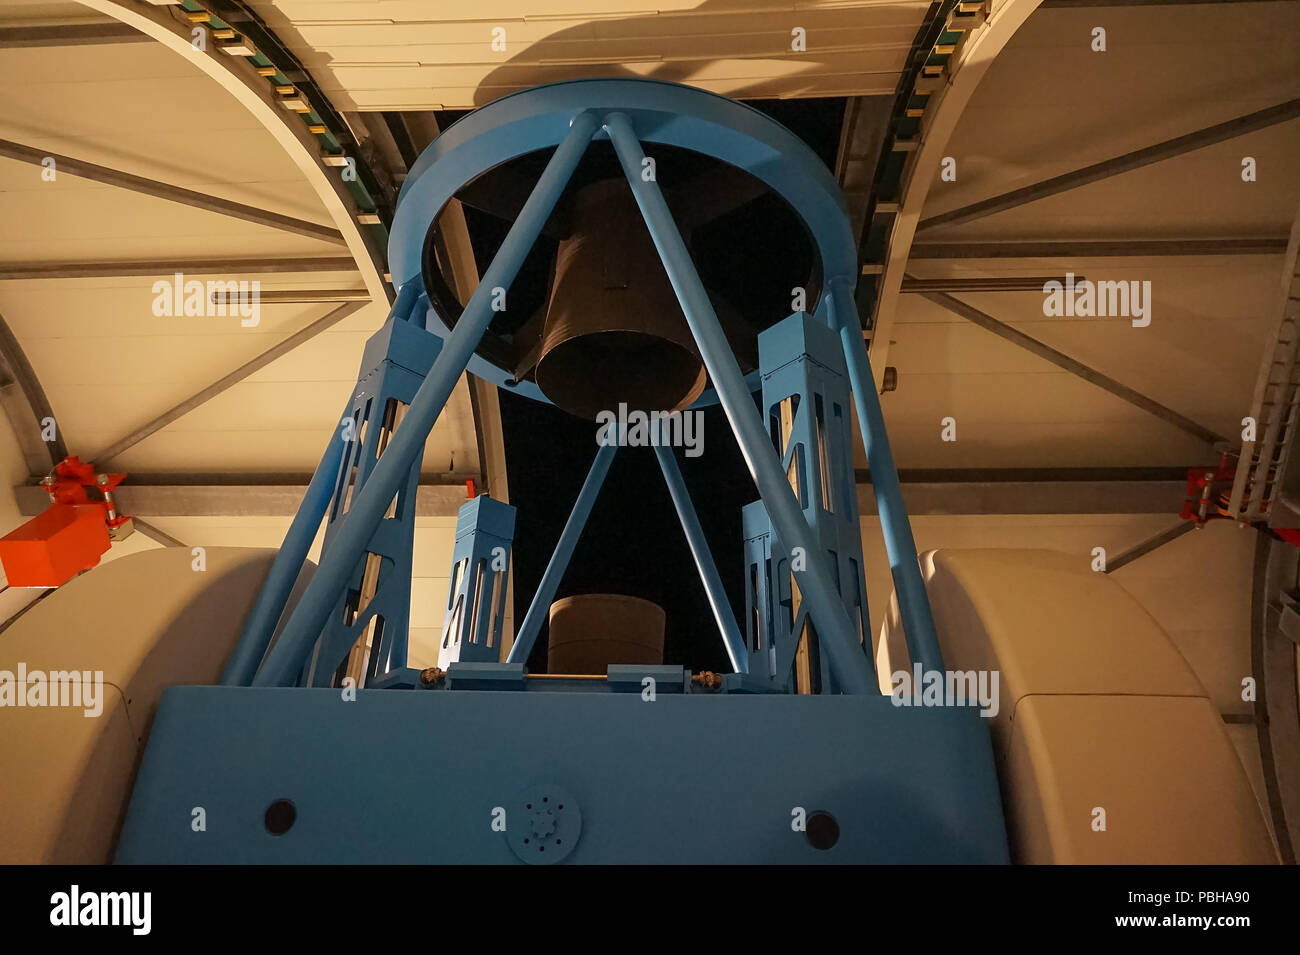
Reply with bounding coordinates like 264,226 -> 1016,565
41,456 -> 132,532
0,455 -> 133,587
1179,452 -> 1235,527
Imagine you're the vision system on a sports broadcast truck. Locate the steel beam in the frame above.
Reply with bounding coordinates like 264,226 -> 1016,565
211,288 -> 368,305
653,444 -> 748,674
0,23 -> 149,48
909,238 -> 1288,259
0,258 -> 357,280
855,468 -> 1190,515
900,276 -> 1078,292
920,290 -> 1227,445
0,139 -> 347,246
10,478 -> 1190,522
89,301 -> 367,464
828,281 -> 945,674
870,466 -> 1194,481
78,469 -> 477,486
0,308 -> 67,466
917,99 -> 1300,232
0,381 -> 53,475
13,481 -> 468,519
1102,520 -> 1196,573
132,518 -> 185,549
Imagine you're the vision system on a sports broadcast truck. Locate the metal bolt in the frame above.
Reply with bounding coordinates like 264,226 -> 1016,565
691,670 -> 722,690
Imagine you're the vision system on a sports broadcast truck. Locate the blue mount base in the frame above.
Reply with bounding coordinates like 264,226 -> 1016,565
116,685 -> 1009,864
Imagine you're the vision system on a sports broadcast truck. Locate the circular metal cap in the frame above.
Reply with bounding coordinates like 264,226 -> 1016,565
506,784 -> 582,865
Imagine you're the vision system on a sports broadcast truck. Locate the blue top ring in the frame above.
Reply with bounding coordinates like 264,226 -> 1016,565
389,78 -> 858,406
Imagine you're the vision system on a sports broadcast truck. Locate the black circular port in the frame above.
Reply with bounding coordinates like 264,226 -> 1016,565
264,799 -> 297,836
805,811 -> 839,850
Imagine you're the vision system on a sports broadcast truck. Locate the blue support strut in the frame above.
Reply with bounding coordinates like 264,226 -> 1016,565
826,279 -> 944,673
253,110 -> 601,686
653,445 -> 748,673
221,406 -> 350,686
603,111 -> 875,696
506,440 -> 617,665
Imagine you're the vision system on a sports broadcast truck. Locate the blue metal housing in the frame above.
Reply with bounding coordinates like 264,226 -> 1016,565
438,495 -> 516,668
743,313 -> 872,693
304,285 -> 439,686
116,684 -> 1009,864
124,78 -> 1007,864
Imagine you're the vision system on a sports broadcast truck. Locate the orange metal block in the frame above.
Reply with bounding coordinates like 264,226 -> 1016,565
0,504 -> 110,587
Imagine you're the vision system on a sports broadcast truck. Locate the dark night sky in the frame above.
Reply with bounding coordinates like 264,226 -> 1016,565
500,391 -> 755,673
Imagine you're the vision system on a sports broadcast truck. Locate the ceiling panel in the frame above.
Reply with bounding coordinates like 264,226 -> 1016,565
0,34 -> 481,483
886,2 -> 1300,470
253,0 -> 932,108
